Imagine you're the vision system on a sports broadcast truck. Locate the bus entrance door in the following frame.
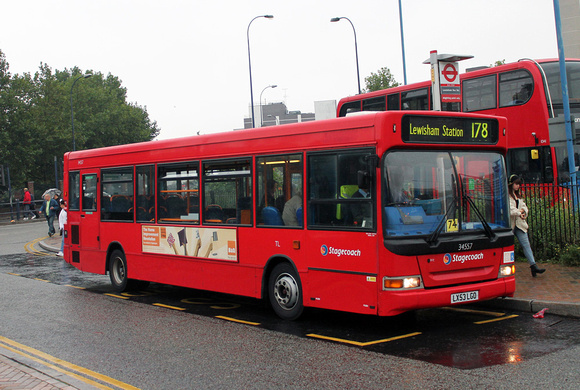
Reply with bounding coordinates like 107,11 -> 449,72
79,172 -> 101,270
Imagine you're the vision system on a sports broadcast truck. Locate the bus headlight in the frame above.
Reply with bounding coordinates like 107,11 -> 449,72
499,265 -> 515,277
383,276 -> 422,290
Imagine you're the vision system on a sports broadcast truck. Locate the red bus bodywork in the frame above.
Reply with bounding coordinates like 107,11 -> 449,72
63,111 -> 515,318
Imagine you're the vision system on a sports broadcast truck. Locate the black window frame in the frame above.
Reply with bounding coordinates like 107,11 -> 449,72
307,148 -> 376,231
101,166 -> 134,222
202,157 -> 252,225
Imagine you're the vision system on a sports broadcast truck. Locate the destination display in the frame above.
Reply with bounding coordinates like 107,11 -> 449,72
401,115 -> 499,145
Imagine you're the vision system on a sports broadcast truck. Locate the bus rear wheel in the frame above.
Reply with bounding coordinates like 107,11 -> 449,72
109,249 -> 129,292
268,263 -> 303,320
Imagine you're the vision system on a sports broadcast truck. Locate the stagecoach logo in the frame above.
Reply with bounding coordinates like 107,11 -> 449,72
444,252 -> 484,265
443,253 -> 452,265
320,244 -> 361,257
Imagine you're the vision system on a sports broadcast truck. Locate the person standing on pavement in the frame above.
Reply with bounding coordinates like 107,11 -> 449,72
40,193 -> 59,237
57,199 -> 67,256
509,174 -> 546,277
22,188 -> 36,220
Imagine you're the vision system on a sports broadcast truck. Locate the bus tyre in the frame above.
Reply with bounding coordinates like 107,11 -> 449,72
269,263 -> 303,320
109,250 -> 128,292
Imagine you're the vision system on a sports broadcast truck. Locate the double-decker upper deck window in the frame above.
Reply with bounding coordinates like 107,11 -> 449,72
499,69 -> 533,107
401,88 -> 429,110
362,96 -> 386,112
338,100 -> 361,117
463,75 -> 497,112
203,159 -> 252,225
101,167 -> 134,221
158,162 -> 199,224
307,149 -> 375,230
387,93 -> 400,110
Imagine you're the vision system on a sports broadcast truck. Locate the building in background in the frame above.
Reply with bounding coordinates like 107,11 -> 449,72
562,0 -> 580,58
243,100 -> 337,129
244,102 -> 315,129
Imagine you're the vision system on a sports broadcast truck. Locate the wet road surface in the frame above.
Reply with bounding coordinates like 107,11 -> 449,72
2,250 -> 579,372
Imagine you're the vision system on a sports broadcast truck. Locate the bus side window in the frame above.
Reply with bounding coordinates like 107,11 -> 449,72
257,154 -> 303,227
69,172 -> 80,211
307,149 -> 374,230
401,88 -> 429,110
387,93 -> 399,110
463,75 -> 496,112
101,167 -> 134,222
362,96 -> 386,112
158,162 -> 199,224
499,69 -> 533,107
203,159 -> 252,225
136,165 -> 155,222
338,100 -> 361,117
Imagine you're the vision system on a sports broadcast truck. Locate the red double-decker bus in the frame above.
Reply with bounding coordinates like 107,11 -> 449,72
338,59 -> 580,184
63,111 -> 515,320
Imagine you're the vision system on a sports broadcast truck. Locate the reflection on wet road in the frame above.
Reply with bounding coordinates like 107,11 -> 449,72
2,253 -> 579,370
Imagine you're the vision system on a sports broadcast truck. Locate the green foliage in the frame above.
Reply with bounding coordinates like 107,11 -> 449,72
559,244 -> 580,267
364,67 -> 400,92
491,59 -> 506,67
0,49 -> 160,198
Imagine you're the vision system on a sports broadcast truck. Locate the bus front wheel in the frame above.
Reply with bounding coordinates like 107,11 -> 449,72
109,249 -> 128,292
268,263 -> 304,320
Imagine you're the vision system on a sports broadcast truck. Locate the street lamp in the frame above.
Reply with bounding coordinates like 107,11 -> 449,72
247,14 -> 274,128
259,84 -> 277,127
331,16 -> 361,94
70,73 -> 93,151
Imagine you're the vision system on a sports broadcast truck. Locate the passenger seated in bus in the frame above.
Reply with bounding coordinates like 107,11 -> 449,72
282,185 -> 302,226
348,172 -> 372,227
387,166 -> 413,204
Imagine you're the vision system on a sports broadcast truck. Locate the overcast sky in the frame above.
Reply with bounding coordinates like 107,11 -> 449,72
1,0 -> 559,140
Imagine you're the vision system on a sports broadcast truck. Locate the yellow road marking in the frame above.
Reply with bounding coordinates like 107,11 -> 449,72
0,335 -> 140,390
153,303 -> 186,311
7,273 -> 21,276
33,278 -> 50,283
441,307 -> 506,317
104,293 -> 130,300
474,314 -> 519,324
215,316 -> 260,326
307,331 -> 422,346
24,236 -> 50,256
66,284 -> 86,290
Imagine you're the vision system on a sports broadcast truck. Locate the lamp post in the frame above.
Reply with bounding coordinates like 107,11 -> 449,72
331,16 -> 361,94
398,0 -> 407,85
247,14 -> 274,128
70,73 -> 92,151
259,84 -> 277,127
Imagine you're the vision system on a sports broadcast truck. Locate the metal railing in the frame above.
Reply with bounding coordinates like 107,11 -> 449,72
521,183 -> 580,259
0,200 -> 43,222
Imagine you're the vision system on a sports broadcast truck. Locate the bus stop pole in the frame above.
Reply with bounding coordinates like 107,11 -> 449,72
553,0 -> 578,208
429,50 -> 442,111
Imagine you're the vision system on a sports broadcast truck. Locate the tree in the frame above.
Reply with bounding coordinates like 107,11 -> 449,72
0,51 -> 160,196
492,59 -> 506,67
364,67 -> 400,92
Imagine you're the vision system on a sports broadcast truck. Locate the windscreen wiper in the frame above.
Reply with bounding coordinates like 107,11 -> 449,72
426,196 -> 457,246
461,190 -> 496,240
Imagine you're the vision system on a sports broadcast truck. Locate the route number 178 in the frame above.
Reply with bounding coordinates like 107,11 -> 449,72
472,122 -> 488,139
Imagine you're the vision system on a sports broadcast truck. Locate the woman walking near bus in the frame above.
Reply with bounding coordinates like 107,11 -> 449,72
509,174 -> 545,277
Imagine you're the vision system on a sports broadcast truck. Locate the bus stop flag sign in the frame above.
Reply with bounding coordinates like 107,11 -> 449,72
440,61 -> 461,103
